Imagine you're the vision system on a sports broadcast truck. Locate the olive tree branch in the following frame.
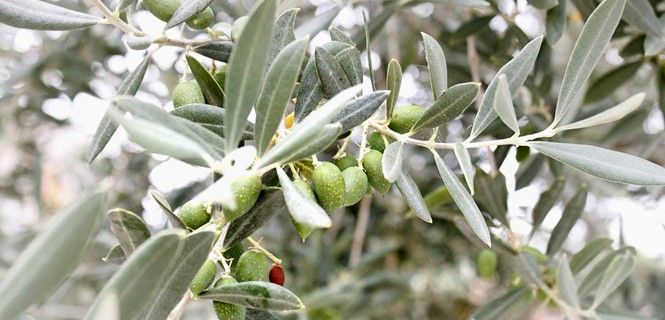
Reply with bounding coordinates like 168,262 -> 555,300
89,0 -> 145,36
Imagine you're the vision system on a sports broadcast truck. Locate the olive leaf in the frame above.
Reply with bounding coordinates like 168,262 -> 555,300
453,143 -> 475,195
421,32 -> 447,99
531,177 -> 565,234
545,0 -> 567,45
149,189 -> 187,230
412,82 -> 479,132
557,93 -> 644,132
255,38 -> 309,155
516,153 -> 546,190
294,6 -> 339,38
107,208 -> 151,256
0,0 -> 102,30
316,47 -> 351,98
570,238 -> 613,274
516,252 -> 545,287
165,0 -> 213,29
553,0 -> 627,126
557,256 -> 580,308
170,103 -> 254,139
224,190 -> 286,249
276,167 -> 332,229
103,245 -> 127,265
224,0 -> 276,153
473,170 -> 509,227
259,124 -> 342,168
199,281 -> 304,311
578,247 -> 636,295
193,41 -> 233,62
329,26 -> 354,45
187,55 -> 225,107
386,59 -> 402,119
528,141 -> 665,185
267,8 -> 298,64
382,141 -> 405,183
0,188 -> 107,319
622,0 -> 663,39
469,36 -> 543,140
334,47 -> 363,86
469,286 -> 531,320
432,150 -> 491,246
584,62 -> 643,103
493,75 -> 520,134
591,251 -> 637,309
332,91 -> 389,131
395,168 -> 432,223
88,53 -> 152,163
547,187 -> 587,255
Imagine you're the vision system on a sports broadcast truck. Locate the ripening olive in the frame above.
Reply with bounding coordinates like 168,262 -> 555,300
186,7 -> 214,30
388,105 -> 425,133
172,80 -> 205,108
368,132 -> 387,152
190,259 -> 216,295
143,0 -> 180,22
362,150 -> 391,194
213,276 -> 247,320
234,250 -> 269,282
177,201 -> 210,230
477,249 -> 498,279
291,179 -> 317,240
342,167 -> 368,206
311,162 -> 345,213
334,154 -> 358,171
223,174 -> 262,222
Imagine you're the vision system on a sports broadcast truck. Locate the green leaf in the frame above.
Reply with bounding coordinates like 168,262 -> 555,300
528,141 -> 665,185
622,0 -> 663,39
334,47 -> 363,85
170,103 -> 254,139
351,2 -> 402,50
0,188 -> 107,319
516,153 -> 545,190
107,208 -> 151,256
316,47 -> 351,98
332,91 -> 389,131
453,143 -> 475,194
473,170 -> 509,227
545,0 -> 567,45
329,26 -> 354,45
267,8 -> 298,64
570,238 -> 613,274
193,41 -> 233,62
187,55 -> 225,107
103,245 -> 126,265
294,6 -> 339,38
516,252 -> 545,287
557,256 -> 580,308
432,150 -> 491,246
176,117 -> 226,156
421,32 -> 447,99
165,0 -> 213,29
578,247 -> 635,295
85,291 -> 119,320
531,177 -> 565,234
200,281 -> 304,311
412,82 -> 479,131
276,168 -> 332,228
553,0 -> 627,125
255,38 -> 309,155
225,0 -> 276,153
395,168 -> 432,223
382,141 -> 405,183
88,53 -> 151,163
149,189 -> 186,230
386,59 -> 402,119
559,93 -> 644,131
469,286 -> 531,320
547,187 -> 587,255
268,124 -> 342,167
591,251 -> 637,309
470,36 -> 543,140
0,0 -> 102,30
224,190 -> 285,249
493,75 -> 520,134
584,62 -> 643,103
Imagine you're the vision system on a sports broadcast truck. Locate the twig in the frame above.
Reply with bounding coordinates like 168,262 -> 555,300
248,237 -> 282,264
90,0 -> 145,36
349,197 -> 372,267
167,291 -> 193,320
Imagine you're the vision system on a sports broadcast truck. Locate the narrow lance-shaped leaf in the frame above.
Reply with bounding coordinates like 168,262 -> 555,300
529,141 -> 665,185
277,168 -> 332,228
224,190 -> 286,249
88,53 -> 152,163
334,47 -> 363,85
591,251 -> 637,309
199,281 -> 304,311
149,189 -> 187,230
165,0 -> 213,29
255,38 -> 309,155
170,103 -> 254,139
187,55 -> 225,107
264,124 -> 342,167
0,0 -> 103,30
332,91 -> 389,131
558,93 -> 645,132
553,0 -> 627,126
316,47 -> 351,98
432,150 -> 491,246
622,0 -> 663,39
267,8 -> 299,64
421,32 -> 447,99
547,187 -> 587,255
584,61 -> 643,103
107,208 -> 151,256
578,247 -> 636,295
516,252 -> 545,286
0,188 -> 107,319
294,6 -> 339,38
556,256 -> 580,308
382,141 -> 405,183
493,75 -> 520,134
412,82 -> 479,132
225,0 -> 276,153
453,143 -> 475,194
395,169 -> 432,223
386,59 -> 402,119
469,36 -> 543,140
473,170 -> 509,226
193,41 -> 233,62
469,286 -> 531,320
531,177 -> 565,234
570,238 -> 613,274
545,0 -> 567,45
329,26 -> 354,45
103,245 -> 126,265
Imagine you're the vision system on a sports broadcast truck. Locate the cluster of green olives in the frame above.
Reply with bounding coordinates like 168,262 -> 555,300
143,0 -> 214,29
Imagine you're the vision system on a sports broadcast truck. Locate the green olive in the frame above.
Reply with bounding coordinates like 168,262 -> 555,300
177,201 -> 210,230
190,259 -> 216,295
234,250 -> 269,282
172,80 -> 205,108
342,167 -> 368,206
213,63 -> 228,88
186,7 -> 214,30
368,132 -> 387,152
213,276 -> 246,320
311,162 -> 345,213
362,150 -> 391,194
516,146 -> 530,162
476,249 -> 498,279
223,242 -> 245,270
223,174 -> 262,222
388,105 -> 426,134
142,0 -> 180,22
291,179 -> 317,240
334,154 -> 358,171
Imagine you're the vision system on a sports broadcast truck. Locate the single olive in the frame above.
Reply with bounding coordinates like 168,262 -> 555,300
213,276 -> 246,320
223,242 -> 245,270
172,80 -> 205,108
388,105 -> 426,133
213,63 -> 227,88
177,201 -> 210,230
269,263 -> 285,286
368,131 -> 387,152
186,7 -> 214,30
477,249 -> 498,279
342,167 -> 368,206
334,154 -> 358,171
142,0 -> 180,22
190,259 -> 216,295
223,174 -> 262,222
362,150 -> 391,194
234,250 -> 269,282
311,162 -> 345,213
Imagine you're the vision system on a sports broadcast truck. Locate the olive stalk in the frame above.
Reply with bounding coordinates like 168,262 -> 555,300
247,237 -> 282,264
89,0 -> 145,36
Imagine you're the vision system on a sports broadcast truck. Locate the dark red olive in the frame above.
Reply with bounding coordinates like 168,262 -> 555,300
269,263 -> 285,286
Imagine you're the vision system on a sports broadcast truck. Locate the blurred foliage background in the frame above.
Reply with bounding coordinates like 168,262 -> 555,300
1,0 -> 664,319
